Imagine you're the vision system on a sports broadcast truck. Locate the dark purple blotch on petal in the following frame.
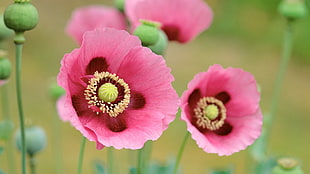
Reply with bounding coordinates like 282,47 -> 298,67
162,25 -> 180,41
86,57 -> 109,75
104,114 -> 127,132
213,122 -> 233,136
188,89 -> 201,110
71,95 -> 90,116
215,91 -> 230,104
128,92 -> 146,109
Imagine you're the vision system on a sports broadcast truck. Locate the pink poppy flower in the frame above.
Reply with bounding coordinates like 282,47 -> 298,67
66,6 -> 127,45
125,0 -> 213,43
180,64 -> 262,156
57,28 -> 179,149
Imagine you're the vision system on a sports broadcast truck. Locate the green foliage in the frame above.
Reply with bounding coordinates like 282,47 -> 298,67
0,146 -> 3,155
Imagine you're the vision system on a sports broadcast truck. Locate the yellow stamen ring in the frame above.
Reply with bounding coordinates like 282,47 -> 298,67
84,71 -> 130,117
194,97 -> 226,130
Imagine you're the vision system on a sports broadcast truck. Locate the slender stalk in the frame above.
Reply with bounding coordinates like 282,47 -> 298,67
173,132 -> 190,174
15,33 -> 26,174
137,147 -> 144,174
137,141 -> 153,174
52,103 -> 64,174
29,155 -> 36,174
267,20 -> 293,137
107,147 -> 115,174
1,84 -> 16,174
77,137 -> 87,174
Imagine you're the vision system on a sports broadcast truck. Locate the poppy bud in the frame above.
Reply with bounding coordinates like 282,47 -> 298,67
278,0 -> 308,20
0,14 -> 13,41
4,1 -> 39,32
0,57 -> 12,80
15,126 -> 47,156
272,158 -> 304,174
134,20 -> 161,46
148,30 -> 168,55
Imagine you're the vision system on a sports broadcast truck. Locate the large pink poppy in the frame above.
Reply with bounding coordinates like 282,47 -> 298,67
57,28 -> 179,149
180,64 -> 262,156
125,0 -> 213,43
66,6 -> 127,45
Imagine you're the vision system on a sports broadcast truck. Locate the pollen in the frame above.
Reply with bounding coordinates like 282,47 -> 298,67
84,71 -> 130,117
194,97 -> 226,130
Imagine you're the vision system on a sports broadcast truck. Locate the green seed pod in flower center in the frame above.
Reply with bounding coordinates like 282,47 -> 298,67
4,2 -> 39,32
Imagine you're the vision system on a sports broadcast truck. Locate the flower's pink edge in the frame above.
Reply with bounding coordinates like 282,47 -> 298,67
66,5 -> 127,45
125,0 -> 213,43
82,46 -> 179,149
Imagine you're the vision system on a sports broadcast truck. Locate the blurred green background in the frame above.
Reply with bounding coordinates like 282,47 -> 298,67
0,0 -> 310,173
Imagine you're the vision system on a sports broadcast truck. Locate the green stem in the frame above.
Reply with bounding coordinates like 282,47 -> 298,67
107,147 -> 115,174
137,141 -> 153,174
52,103 -> 64,174
1,85 -> 16,174
173,132 -> 190,174
29,155 -> 36,174
77,137 -> 86,174
137,148 -> 144,174
15,35 -> 26,174
267,20 -> 293,138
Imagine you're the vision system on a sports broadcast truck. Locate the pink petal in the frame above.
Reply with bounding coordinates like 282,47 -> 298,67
83,110 -> 166,149
126,0 -> 213,43
203,65 -> 260,117
203,110 -> 263,156
79,28 -> 142,73
66,6 -> 127,44
116,47 -> 179,127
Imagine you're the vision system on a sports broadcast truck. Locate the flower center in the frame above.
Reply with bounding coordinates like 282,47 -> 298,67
194,97 -> 226,130
98,83 -> 118,102
203,104 -> 219,120
84,71 -> 130,117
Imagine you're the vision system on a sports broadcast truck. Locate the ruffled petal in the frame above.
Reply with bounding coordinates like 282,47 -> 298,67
79,28 -> 142,73
117,47 -> 179,127
84,110 -> 165,149
202,110 -> 263,156
66,6 -> 127,45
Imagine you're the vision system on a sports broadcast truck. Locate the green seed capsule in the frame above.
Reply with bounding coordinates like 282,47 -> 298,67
0,14 -> 13,41
148,30 -> 168,55
0,57 -> 12,80
15,126 -> 47,156
278,0 -> 308,20
134,21 -> 161,46
4,2 -> 39,32
272,158 -> 304,174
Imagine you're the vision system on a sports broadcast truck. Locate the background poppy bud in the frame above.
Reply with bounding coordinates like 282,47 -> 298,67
272,158 -> 304,174
4,1 -> 39,32
114,0 -> 125,12
134,20 -> 160,46
0,57 -> 12,80
148,30 -> 168,55
0,14 -> 13,41
49,81 -> 65,101
15,126 -> 47,156
278,0 -> 308,20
